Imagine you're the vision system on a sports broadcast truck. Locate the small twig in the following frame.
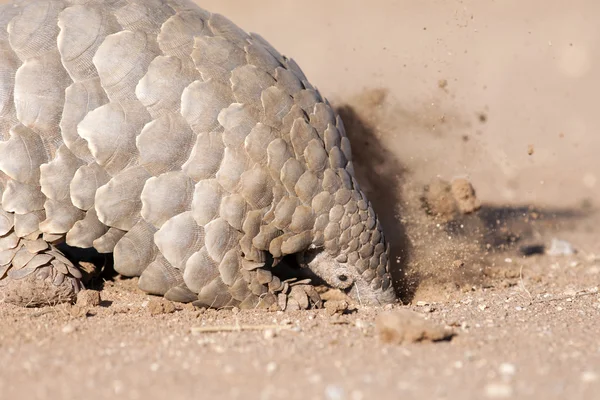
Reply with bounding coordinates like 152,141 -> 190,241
517,265 -> 533,304
190,324 -> 292,334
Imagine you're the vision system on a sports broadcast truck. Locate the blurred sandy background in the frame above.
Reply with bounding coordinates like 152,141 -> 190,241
204,0 -> 600,208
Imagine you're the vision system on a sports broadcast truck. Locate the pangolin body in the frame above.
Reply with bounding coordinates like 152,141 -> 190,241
0,0 -> 396,308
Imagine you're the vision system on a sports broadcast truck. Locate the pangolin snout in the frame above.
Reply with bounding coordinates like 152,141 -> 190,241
298,248 -> 397,305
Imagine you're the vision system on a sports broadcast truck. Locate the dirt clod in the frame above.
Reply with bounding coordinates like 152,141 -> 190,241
422,177 -> 480,221
375,309 -> 454,344
324,300 -> 349,315
422,178 -> 458,221
76,289 -> 101,308
450,178 -> 481,214
147,298 -> 176,315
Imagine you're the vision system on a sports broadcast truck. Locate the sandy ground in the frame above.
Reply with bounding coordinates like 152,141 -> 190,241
1,1 -> 600,399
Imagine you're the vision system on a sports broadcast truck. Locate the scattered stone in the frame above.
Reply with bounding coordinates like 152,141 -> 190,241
76,289 -> 101,308
147,298 -> 176,315
484,383 -> 513,398
61,324 -> 76,334
263,329 -> 276,340
325,384 -> 345,400
375,310 -> 454,344
547,238 -> 575,256
499,363 -> 516,376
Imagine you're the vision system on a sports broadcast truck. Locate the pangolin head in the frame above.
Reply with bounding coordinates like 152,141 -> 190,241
296,198 -> 397,306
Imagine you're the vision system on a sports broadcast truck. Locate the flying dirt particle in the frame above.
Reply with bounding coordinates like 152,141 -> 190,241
375,309 -> 453,344
451,178 -> 481,214
422,178 -> 457,222
438,79 -> 448,90
421,177 -> 481,221
477,112 -> 487,123
527,145 -> 534,155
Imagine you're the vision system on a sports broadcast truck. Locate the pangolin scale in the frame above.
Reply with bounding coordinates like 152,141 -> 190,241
0,0 -> 396,309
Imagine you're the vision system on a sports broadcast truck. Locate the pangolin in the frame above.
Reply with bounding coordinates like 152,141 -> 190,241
0,0 -> 396,309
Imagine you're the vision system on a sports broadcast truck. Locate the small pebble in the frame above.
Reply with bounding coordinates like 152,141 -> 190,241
324,300 -> 349,315
76,289 -> 101,307
147,298 -> 176,315
61,324 -> 76,334
263,329 -> 276,340
376,310 -> 453,344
